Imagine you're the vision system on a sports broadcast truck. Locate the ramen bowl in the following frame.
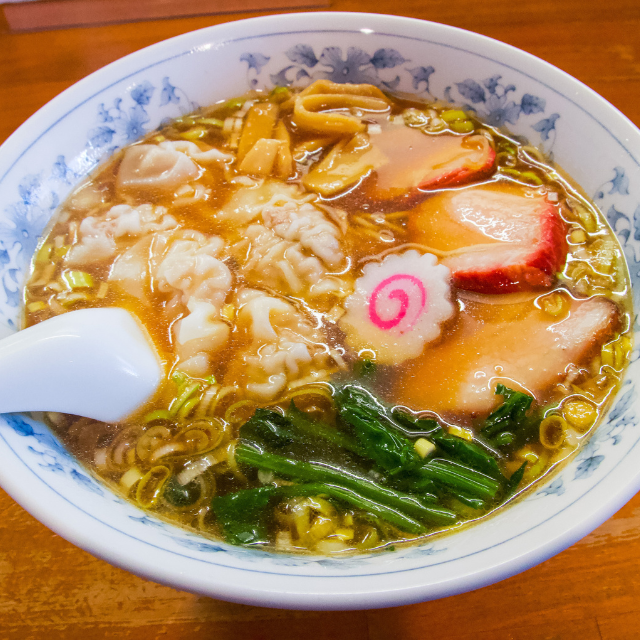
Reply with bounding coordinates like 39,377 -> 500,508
1,12 -> 639,610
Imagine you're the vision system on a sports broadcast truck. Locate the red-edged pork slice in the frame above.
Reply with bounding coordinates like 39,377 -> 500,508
408,183 -> 567,293
368,125 -> 495,200
396,295 -> 620,418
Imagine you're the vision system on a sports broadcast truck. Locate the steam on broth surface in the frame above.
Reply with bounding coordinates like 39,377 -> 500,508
23,80 -> 632,554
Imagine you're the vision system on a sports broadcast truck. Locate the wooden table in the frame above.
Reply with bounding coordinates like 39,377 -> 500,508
1,1 -> 640,637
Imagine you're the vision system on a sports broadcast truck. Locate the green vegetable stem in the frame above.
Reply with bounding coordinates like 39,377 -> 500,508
235,444 -> 458,526
215,383 -> 544,547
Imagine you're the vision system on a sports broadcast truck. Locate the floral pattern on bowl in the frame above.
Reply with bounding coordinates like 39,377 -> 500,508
244,45 -> 560,152
0,76 -> 196,330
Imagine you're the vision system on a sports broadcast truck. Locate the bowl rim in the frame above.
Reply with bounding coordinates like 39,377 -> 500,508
1,11 -> 640,610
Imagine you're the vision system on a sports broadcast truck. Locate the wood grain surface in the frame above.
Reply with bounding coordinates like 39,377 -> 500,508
3,0 -> 329,32
1,1 -> 640,637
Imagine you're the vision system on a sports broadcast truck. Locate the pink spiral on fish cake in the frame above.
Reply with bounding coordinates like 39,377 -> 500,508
340,251 -> 453,364
368,274 -> 427,332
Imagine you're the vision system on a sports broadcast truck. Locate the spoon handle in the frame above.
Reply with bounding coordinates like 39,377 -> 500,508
0,308 -> 163,422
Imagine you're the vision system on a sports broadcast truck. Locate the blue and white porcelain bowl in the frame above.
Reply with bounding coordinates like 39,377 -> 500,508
1,12 -> 639,610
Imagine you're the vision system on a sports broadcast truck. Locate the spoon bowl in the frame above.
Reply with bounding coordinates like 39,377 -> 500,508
0,308 -> 163,422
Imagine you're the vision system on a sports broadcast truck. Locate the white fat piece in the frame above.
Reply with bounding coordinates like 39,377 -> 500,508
233,196 -> 349,300
152,231 -> 234,371
66,203 -> 177,266
262,201 -> 344,269
238,292 -> 294,344
155,231 -> 231,305
159,140 -> 234,164
217,180 -> 306,226
117,144 -> 201,194
234,289 -> 330,401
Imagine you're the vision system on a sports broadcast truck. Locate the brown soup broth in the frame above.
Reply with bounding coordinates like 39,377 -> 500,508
23,83 -> 633,555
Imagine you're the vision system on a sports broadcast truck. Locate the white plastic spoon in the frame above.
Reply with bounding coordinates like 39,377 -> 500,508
0,308 -> 164,422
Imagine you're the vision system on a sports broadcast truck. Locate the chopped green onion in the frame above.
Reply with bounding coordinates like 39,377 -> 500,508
171,371 -> 187,386
501,168 -> 522,179
53,245 -> 70,260
27,301 -> 47,313
519,171 -> 543,185
499,143 -> 517,155
500,168 -> 543,185
120,466 -> 143,491
196,118 -> 224,127
181,127 -> 208,140
403,109 -> 429,127
494,432 -> 515,447
35,243 -> 52,264
144,409 -> 171,423
269,86 -> 291,103
440,109 -> 467,123
174,116 -> 197,127
206,375 -> 217,385
169,382 -> 201,417
61,270 -> 94,289
177,395 -> 200,420
136,466 -> 171,508
57,291 -> 92,306
414,438 -> 436,459
451,120 -> 475,134
224,98 -> 244,111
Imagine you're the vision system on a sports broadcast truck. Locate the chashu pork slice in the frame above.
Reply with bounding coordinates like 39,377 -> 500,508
396,295 -> 620,417
370,125 -> 496,201
408,183 -> 567,293
302,122 -> 495,202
